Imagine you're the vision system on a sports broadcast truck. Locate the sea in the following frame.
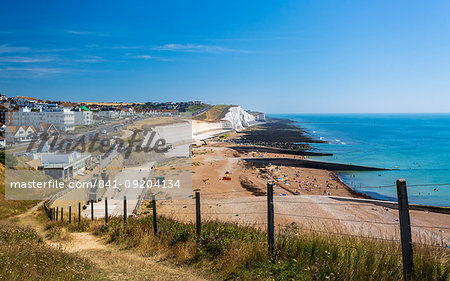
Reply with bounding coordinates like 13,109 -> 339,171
270,114 -> 450,207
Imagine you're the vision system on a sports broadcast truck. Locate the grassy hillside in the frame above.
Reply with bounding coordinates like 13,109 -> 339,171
47,215 -> 450,280
187,103 -> 211,113
0,222 -> 99,280
0,162 -> 101,280
193,105 -> 232,121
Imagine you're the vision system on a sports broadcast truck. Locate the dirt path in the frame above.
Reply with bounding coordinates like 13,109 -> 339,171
14,208 -> 210,281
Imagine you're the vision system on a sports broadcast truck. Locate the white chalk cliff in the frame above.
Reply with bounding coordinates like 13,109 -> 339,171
192,105 -> 262,139
221,106 -> 256,130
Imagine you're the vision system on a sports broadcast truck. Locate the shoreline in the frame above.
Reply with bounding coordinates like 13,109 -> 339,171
153,134 -> 450,246
128,114 -> 449,247
235,116 -> 448,209
231,117 -> 373,199
331,171 -> 373,199
333,171 -> 450,214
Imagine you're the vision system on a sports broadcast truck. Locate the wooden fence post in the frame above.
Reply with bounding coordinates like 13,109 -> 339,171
51,208 -> 54,221
123,196 -> 127,227
69,206 -> 72,224
56,207 -> 59,221
91,200 -> 94,221
397,179 -> 414,280
152,194 -> 157,235
61,207 -> 63,221
195,191 -> 201,236
267,181 -> 275,254
105,197 -> 108,225
78,202 -> 81,224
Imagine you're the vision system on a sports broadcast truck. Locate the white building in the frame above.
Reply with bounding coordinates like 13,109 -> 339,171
74,110 -> 93,125
34,151 -> 91,180
10,107 -> 75,131
98,110 -> 120,119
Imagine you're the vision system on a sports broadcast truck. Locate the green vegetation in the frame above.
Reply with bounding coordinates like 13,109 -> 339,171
193,105 -> 232,121
0,223 -> 99,281
187,103 -> 210,113
217,133 -> 230,140
0,150 -> 4,165
48,215 -> 450,280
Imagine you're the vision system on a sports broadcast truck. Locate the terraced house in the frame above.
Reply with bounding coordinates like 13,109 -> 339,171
3,125 -> 37,143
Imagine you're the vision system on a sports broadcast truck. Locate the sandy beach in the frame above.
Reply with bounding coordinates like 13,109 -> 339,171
150,130 -> 450,248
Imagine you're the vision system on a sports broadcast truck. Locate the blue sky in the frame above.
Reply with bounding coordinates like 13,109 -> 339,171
1,0 -> 450,113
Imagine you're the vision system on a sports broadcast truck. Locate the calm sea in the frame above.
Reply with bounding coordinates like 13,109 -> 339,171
270,114 -> 450,207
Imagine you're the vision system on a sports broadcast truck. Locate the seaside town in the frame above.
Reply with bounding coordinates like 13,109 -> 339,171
0,91 -> 266,185
0,93 -> 208,144
0,92 -> 208,185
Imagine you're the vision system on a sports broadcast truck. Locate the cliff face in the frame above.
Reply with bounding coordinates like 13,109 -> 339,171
221,106 -> 256,130
192,105 -> 261,139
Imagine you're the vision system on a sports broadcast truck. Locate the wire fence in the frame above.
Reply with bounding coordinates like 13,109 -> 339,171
46,195 -> 449,248
47,179 -> 449,279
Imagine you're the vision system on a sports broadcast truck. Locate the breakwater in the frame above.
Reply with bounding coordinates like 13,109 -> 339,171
232,146 -> 332,156
244,158 -> 388,171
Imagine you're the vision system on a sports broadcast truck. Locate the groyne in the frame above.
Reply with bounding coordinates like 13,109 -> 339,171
243,157 -> 388,171
232,146 -> 333,156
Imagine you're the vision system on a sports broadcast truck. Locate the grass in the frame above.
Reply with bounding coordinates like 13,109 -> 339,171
217,133 -> 230,140
0,164 -> 101,280
127,116 -> 185,130
187,103 -> 211,113
47,215 -> 450,280
0,222 -> 99,281
193,105 -> 232,121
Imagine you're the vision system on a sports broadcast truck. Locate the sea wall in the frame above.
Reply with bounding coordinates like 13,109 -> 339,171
192,120 -> 232,135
